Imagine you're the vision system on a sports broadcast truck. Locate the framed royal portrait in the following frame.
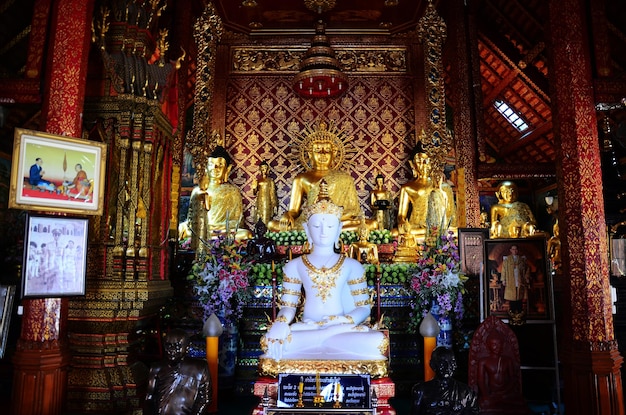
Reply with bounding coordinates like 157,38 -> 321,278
9,128 -> 107,215
482,237 -> 552,322
22,214 -> 88,298
0,284 -> 16,358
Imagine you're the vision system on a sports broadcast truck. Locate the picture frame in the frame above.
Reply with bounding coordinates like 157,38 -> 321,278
458,228 -> 489,276
482,237 -> 552,321
9,128 -> 107,215
22,213 -> 88,298
0,285 -> 16,358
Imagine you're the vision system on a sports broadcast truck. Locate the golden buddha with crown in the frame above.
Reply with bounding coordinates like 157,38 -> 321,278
183,145 -> 252,255
269,121 -> 374,232
259,180 -> 388,377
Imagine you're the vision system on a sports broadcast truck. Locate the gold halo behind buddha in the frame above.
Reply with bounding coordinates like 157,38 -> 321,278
295,120 -> 354,171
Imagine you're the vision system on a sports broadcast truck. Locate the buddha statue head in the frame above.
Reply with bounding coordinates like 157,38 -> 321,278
259,160 -> 270,177
298,121 -> 348,172
408,141 -> 433,180
496,180 -> 519,204
206,145 -> 232,184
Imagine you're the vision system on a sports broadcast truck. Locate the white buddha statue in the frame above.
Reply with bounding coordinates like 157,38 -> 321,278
259,180 -> 388,376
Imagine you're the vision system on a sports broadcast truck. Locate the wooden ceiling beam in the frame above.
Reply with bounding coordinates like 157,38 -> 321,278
482,69 -> 517,106
499,120 -> 553,157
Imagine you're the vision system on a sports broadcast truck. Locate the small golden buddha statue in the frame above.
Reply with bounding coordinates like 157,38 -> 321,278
370,172 -> 393,231
269,121 -> 373,232
252,160 -> 278,227
394,142 -> 456,241
489,181 -> 537,238
348,217 -> 379,264
547,220 -> 561,272
186,146 -> 251,255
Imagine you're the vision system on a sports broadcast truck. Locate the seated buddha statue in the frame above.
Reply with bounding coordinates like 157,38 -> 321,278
185,146 -> 251,255
269,121 -> 373,232
394,142 -> 456,241
489,180 -> 537,239
259,180 -> 388,377
348,217 -> 379,264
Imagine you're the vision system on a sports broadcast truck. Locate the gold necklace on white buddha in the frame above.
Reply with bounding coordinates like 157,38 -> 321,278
302,254 -> 345,303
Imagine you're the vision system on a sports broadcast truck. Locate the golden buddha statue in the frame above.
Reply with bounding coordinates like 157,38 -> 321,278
269,121 -> 371,232
547,220 -> 561,272
394,142 -> 456,241
185,146 -> 251,254
252,160 -> 278,227
489,181 -> 537,238
348,217 -> 379,264
370,172 -> 393,231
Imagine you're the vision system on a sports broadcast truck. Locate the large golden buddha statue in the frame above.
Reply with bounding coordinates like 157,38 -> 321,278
184,146 -> 251,255
394,142 -> 456,240
269,121 -> 368,232
489,180 -> 537,238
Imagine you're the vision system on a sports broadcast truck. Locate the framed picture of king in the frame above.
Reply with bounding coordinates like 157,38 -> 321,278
482,238 -> 552,322
9,128 -> 107,215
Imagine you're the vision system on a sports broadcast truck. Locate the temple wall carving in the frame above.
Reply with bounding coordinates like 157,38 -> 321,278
218,75 -> 416,231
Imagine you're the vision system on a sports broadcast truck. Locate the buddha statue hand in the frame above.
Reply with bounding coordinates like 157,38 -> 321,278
319,314 -> 355,327
279,212 -> 296,231
265,320 -> 292,360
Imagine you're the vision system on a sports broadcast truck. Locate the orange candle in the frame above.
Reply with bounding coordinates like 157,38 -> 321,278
423,336 -> 437,381
206,336 -> 219,412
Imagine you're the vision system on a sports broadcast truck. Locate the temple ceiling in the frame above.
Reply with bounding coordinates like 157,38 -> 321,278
0,0 -> 624,188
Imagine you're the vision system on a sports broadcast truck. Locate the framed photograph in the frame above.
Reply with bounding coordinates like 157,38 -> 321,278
458,228 -> 489,276
0,285 -> 16,358
22,214 -> 88,298
9,128 -> 107,215
482,237 -> 552,321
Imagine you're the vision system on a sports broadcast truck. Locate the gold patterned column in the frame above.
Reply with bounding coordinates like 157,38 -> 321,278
188,1 -> 223,175
417,1 -> 451,173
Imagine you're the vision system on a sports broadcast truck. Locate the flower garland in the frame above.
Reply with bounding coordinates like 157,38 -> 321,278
187,235 -> 252,323
408,226 -> 467,333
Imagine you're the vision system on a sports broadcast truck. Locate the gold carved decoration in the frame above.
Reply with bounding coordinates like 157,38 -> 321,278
258,357 -> 388,378
417,1 -> 450,173
304,0 -> 336,14
232,48 -> 407,73
188,1 -> 223,175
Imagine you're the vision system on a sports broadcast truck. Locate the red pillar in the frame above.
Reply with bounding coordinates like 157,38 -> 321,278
10,1 -> 94,415
548,0 -> 624,414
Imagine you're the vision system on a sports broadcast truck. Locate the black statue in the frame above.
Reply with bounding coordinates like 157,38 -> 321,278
247,218 -> 277,263
411,347 -> 479,415
145,329 -> 212,415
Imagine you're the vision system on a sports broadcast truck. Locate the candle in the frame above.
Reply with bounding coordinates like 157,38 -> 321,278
299,377 -> 304,394
419,311 -> 440,382
204,313 -> 224,413
316,372 -> 320,394
206,336 -> 219,412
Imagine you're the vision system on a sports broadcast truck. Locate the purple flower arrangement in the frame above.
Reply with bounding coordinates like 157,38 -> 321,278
187,235 -> 252,323
408,226 -> 467,333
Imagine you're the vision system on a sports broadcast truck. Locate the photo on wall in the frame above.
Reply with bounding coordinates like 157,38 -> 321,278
22,214 -> 89,298
482,237 -> 552,322
9,129 -> 107,215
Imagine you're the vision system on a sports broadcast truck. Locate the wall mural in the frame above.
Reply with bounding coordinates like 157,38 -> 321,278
221,75 -> 416,231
